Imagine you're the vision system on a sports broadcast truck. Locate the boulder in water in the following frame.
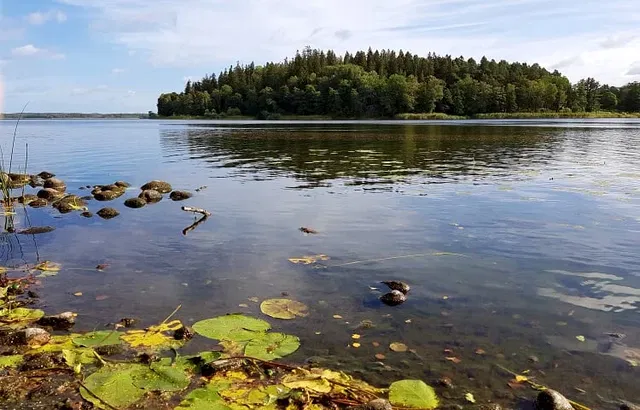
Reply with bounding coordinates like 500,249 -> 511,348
139,189 -> 163,203
37,171 -> 55,179
380,290 -> 406,306
170,190 -> 193,201
52,195 -> 88,213
43,177 -> 66,192
114,181 -> 131,188
37,188 -> 63,201
96,207 -> 120,219
141,180 -> 172,193
29,198 -> 48,208
535,389 -> 574,410
125,197 -> 147,208
94,188 -> 125,201
36,312 -> 76,331
381,280 -> 410,294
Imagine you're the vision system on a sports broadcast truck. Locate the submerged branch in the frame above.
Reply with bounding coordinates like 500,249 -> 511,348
182,215 -> 208,236
181,206 -> 211,217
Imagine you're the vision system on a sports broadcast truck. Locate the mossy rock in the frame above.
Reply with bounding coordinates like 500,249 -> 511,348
37,188 -> 64,201
28,198 -> 48,208
7,173 -> 31,189
138,189 -> 162,203
141,180 -> 172,194
115,181 -> 131,188
97,208 -> 120,219
169,190 -> 193,201
18,194 -> 38,205
28,175 -> 45,187
37,171 -> 55,179
125,197 -> 147,208
43,177 -> 67,192
52,195 -> 88,213
94,189 -> 125,201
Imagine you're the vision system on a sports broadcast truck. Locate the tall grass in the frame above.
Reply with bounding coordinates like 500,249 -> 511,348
1,103 -> 29,216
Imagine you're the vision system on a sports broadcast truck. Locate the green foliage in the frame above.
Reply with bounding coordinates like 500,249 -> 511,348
389,380 -> 439,409
0,354 -> 24,368
72,330 -> 121,347
260,298 -> 309,320
156,49 -> 640,119
131,362 -> 191,391
244,332 -> 300,361
80,363 -> 147,409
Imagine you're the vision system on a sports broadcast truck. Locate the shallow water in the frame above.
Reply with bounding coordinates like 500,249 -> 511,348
1,119 -> 640,407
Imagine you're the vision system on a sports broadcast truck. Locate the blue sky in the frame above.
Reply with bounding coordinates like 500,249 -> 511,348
1,0 -> 639,113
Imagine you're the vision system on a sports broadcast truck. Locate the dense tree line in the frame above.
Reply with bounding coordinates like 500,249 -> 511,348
157,47 -> 640,118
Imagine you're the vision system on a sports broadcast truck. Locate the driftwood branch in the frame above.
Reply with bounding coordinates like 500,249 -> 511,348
181,206 -> 211,217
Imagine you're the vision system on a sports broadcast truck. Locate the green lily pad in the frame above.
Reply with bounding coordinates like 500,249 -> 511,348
131,362 -> 191,392
73,330 -> 122,347
244,332 -> 300,361
260,299 -> 309,320
176,385 -> 231,410
0,354 -> 24,368
80,363 -> 147,409
193,314 -> 271,342
389,380 -> 439,409
0,307 -> 44,324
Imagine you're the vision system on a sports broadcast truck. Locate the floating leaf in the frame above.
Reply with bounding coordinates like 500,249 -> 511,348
176,384 -> 231,410
0,354 -> 23,368
219,340 -> 247,356
238,303 -> 249,308
37,270 -> 58,278
73,330 -> 121,347
352,343 -> 361,348
332,314 -> 343,319
390,342 -> 408,352
131,362 -> 191,392
287,254 -> 329,265
62,349 -> 91,374
193,314 -> 271,342
248,297 -> 259,303
74,292 -> 83,297
475,348 -> 486,355
282,369 -> 332,393
0,307 -> 44,325
244,332 -> 300,361
389,380 -> 439,409
351,334 -> 361,340
514,374 -> 529,383
34,261 -> 61,272
95,295 -> 109,301
121,319 -> 184,349
260,299 -> 309,320
446,357 -> 462,364
80,363 -> 147,409
465,392 -> 476,403
375,353 -> 386,360
576,335 -> 586,342
96,264 -> 109,271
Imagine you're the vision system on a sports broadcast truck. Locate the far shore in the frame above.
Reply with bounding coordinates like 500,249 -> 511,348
2,111 -> 640,121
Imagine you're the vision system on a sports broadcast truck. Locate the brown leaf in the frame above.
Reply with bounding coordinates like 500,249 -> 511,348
475,348 -> 486,355
443,348 -> 454,354
299,227 -> 318,234
96,264 -> 109,271
372,342 -> 380,347
445,356 -> 462,364
507,381 -> 526,390
375,353 -> 386,360
389,342 -> 408,352
95,295 -> 109,301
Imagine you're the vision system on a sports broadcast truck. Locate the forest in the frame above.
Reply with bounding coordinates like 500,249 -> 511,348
156,47 -> 640,119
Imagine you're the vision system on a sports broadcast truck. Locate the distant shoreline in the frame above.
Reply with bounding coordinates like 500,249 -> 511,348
2,111 -> 639,121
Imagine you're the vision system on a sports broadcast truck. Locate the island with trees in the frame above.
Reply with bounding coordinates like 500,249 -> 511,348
156,47 -> 640,120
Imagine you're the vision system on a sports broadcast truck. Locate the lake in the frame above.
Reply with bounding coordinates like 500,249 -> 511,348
1,118 -> 639,407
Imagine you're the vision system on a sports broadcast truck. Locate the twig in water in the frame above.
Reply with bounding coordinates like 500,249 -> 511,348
330,251 -> 467,267
181,206 -> 211,217
182,215 -> 208,236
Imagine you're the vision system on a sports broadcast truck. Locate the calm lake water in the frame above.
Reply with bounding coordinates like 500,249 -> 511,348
1,119 -> 639,407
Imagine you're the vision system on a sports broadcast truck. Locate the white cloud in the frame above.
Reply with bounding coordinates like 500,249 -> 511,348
112,68 -> 126,74
50,0 -> 640,85
26,10 -> 68,25
627,61 -> 640,76
11,44 -> 65,59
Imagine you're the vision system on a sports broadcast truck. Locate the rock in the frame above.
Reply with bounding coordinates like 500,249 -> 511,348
36,312 -> 76,331
437,376 -> 454,388
125,197 -> 147,208
138,189 -> 163,203
348,399 -> 392,410
38,171 -> 55,179
381,280 -> 410,294
29,174 -> 45,187
52,195 -> 88,213
620,402 -> 640,410
97,207 -> 120,219
43,177 -> 66,192
20,353 -> 63,371
7,173 -> 30,188
380,290 -> 406,306
28,198 -> 48,208
169,190 -> 193,201
141,180 -> 172,193
17,194 -> 38,204
173,326 -> 194,341
81,211 -> 93,218
16,226 -> 55,235
37,188 -> 63,201
119,318 -> 136,328
114,181 -> 130,188
94,189 -> 125,201
535,389 -> 574,410
16,328 -> 51,347
529,355 -> 540,363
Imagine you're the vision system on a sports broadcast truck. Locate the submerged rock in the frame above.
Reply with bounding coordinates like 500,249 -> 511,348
380,290 -> 406,306
114,180 -> 131,188
94,188 -> 125,201
18,194 -> 38,205
43,177 -> 66,192
52,195 -> 88,213
169,190 -> 193,201
535,389 -> 574,410
17,328 -> 51,347
381,280 -> 410,294
96,207 -> 120,219
139,189 -> 163,203
28,198 -> 48,208
173,326 -> 194,341
141,180 -> 172,193
37,188 -> 63,201
81,211 -> 93,218
16,226 -> 56,235
36,312 -> 76,331
37,171 -> 55,179
7,173 -> 31,188
29,174 -> 45,187
125,197 -> 147,208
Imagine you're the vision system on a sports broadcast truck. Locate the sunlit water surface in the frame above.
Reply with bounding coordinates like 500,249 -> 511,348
1,119 -> 639,407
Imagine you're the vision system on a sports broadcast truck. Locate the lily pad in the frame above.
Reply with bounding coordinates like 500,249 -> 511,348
0,307 -> 44,324
176,385 -> 231,410
193,314 -> 271,342
131,362 -> 191,391
244,332 -> 300,360
260,299 -> 309,320
80,363 -> 147,409
389,380 -> 439,409
0,354 -> 24,368
73,330 -> 122,347
121,319 -> 184,350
